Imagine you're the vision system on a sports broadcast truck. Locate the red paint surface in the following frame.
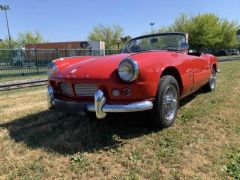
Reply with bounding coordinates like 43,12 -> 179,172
49,51 -> 218,103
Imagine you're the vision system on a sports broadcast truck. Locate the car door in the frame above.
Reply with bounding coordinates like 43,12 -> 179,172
190,56 -> 211,92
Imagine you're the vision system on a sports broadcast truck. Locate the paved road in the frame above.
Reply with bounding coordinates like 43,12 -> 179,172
217,55 -> 240,62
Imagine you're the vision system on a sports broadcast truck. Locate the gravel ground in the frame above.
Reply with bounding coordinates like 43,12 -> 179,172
0,78 -> 48,87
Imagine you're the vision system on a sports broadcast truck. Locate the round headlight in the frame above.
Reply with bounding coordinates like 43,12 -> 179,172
118,58 -> 139,82
47,62 -> 58,77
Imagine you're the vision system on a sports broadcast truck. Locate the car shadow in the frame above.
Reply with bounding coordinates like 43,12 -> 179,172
0,89 -> 207,155
0,109 -> 157,155
179,88 -> 208,108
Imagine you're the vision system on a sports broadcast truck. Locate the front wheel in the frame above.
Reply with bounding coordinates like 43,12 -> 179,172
151,75 -> 179,129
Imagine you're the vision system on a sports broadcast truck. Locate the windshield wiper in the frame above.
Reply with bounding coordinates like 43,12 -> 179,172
133,49 -> 149,52
162,47 -> 178,51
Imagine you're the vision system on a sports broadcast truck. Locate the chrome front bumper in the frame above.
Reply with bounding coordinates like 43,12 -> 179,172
47,86 -> 153,119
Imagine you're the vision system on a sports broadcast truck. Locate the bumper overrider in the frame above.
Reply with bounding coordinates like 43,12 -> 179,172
47,85 -> 153,119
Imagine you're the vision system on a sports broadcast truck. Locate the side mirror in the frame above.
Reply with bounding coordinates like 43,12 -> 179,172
179,42 -> 189,54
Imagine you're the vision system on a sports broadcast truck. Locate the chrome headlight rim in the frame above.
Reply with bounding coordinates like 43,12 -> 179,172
118,58 -> 139,82
47,62 -> 59,77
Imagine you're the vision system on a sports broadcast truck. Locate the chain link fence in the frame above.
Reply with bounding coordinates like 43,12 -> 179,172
0,49 -> 120,76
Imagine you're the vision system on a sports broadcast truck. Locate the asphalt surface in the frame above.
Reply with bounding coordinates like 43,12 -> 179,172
217,55 -> 240,62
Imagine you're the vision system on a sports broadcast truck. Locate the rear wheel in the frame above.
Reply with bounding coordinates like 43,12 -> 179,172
204,67 -> 216,92
151,75 -> 179,129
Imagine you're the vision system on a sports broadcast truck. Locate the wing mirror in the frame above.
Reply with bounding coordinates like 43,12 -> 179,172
179,42 -> 189,54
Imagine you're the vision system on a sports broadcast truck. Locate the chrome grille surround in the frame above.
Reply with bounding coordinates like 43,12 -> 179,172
74,84 -> 97,97
59,83 -> 73,96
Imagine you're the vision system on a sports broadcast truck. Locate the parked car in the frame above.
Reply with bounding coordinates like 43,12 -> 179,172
47,33 -> 219,128
214,50 -> 229,56
228,49 -> 239,55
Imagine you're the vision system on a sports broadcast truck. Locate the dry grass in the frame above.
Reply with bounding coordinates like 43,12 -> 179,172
0,74 -> 46,83
0,61 -> 240,179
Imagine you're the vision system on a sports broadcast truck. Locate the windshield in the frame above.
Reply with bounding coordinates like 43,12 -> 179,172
123,33 -> 186,53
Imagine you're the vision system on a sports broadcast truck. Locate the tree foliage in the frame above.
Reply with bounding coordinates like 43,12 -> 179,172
17,31 -> 45,46
157,13 -> 239,50
220,19 -> 239,48
186,14 -> 222,50
0,31 -> 45,49
88,24 -> 124,49
120,36 -> 132,44
0,38 -> 17,49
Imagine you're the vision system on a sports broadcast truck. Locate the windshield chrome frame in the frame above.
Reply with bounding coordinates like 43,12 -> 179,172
123,32 -> 188,53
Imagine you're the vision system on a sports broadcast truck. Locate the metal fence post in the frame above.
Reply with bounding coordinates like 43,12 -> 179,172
55,49 -> 59,59
65,49 -> 67,57
35,49 -> 39,74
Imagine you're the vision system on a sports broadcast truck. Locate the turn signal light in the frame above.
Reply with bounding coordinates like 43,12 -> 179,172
112,89 -> 120,97
123,88 -> 132,96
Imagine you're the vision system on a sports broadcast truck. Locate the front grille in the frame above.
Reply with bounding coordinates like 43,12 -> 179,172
59,83 -> 73,96
74,84 -> 97,97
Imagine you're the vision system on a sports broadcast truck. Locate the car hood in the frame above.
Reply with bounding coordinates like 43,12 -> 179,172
55,53 -> 131,80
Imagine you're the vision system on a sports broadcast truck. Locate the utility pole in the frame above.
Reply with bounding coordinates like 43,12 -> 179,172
0,5 -> 12,49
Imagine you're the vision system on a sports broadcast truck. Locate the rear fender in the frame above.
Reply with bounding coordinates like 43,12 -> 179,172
201,54 -> 218,71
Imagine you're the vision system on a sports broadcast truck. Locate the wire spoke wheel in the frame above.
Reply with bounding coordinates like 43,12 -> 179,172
209,70 -> 216,90
151,75 -> 179,129
162,85 -> 178,121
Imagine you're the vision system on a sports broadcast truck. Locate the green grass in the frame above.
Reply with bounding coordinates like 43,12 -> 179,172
223,148 -> 240,179
0,61 -> 240,179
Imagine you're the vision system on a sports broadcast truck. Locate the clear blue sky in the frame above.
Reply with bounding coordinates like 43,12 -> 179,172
0,0 -> 239,42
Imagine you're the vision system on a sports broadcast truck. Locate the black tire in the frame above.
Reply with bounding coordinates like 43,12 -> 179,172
204,67 -> 216,92
151,75 -> 179,129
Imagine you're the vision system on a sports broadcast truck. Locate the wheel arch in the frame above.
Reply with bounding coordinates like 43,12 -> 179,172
212,63 -> 217,72
160,66 -> 183,96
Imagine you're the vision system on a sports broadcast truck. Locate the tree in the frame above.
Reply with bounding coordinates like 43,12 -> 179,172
17,31 -> 45,46
170,14 -> 223,50
157,13 -> 239,51
189,14 -> 223,50
0,38 -> 17,49
170,13 -> 189,33
0,31 -> 45,49
88,24 -> 124,49
219,19 -> 239,49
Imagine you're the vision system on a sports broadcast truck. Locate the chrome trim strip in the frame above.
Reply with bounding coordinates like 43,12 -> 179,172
47,85 -> 54,108
74,84 -> 97,97
48,89 -> 153,119
59,83 -> 73,96
86,100 -> 153,113
95,90 -> 107,119
102,101 -> 153,113
92,90 -> 153,119
118,58 -> 139,82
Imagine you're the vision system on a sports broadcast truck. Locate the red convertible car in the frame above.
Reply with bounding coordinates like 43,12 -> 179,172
47,33 -> 219,128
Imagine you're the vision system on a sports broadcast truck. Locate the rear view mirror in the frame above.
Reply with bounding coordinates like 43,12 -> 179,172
150,38 -> 158,43
179,42 -> 189,54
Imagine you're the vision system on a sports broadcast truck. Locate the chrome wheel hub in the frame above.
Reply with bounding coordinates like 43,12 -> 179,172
162,85 -> 178,121
210,72 -> 216,90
